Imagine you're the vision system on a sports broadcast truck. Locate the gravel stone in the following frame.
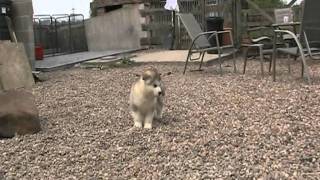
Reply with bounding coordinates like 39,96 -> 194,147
0,59 -> 320,179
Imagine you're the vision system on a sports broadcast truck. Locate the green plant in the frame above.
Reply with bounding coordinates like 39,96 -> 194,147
120,56 -> 135,65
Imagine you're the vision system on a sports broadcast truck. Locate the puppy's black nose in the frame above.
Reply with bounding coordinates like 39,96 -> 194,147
158,92 -> 162,95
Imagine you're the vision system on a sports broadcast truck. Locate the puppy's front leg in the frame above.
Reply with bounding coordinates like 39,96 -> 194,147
155,103 -> 163,120
132,112 -> 143,128
144,112 -> 154,129
154,97 -> 163,120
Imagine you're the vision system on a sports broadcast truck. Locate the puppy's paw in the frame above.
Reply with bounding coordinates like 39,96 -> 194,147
134,122 -> 143,128
144,123 -> 153,129
155,113 -> 162,120
154,111 -> 162,120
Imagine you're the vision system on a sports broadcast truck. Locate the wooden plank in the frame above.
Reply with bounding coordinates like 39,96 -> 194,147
149,37 -> 162,45
245,0 -> 275,23
140,8 -> 166,14
93,0 -> 142,8
5,16 -> 18,43
242,8 -> 275,15
140,37 -> 150,46
236,0 -> 242,47
142,23 -> 171,31
247,22 -> 271,27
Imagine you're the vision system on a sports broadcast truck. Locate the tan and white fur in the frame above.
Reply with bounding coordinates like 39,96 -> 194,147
129,67 -> 165,129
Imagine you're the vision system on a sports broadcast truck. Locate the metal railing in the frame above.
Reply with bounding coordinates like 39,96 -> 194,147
33,14 -> 88,57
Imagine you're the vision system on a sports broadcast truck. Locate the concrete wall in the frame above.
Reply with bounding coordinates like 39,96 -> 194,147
85,4 -> 142,51
11,0 -> 35,70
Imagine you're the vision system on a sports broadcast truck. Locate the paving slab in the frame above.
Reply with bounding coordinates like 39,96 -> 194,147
132,50 -> 233,64
35,48 -> 143,71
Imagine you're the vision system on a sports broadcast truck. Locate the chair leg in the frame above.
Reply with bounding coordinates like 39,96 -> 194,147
232,49 -> 237,73
272,49 -> 277,82
218,52 -> 223,76
243,47 -> 249,74
301,60 -> 304,78
219,54 -> 222,76
198,52 -> 206,70
268,55 -> 272,73
287,54 -> 291,74
259,46 -> 264,77
300,55 -> 311,85
183,51 -> 192,75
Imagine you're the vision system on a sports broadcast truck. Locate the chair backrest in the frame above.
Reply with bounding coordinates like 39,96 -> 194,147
274,8 -> 294,24
300,0 -> 320,47
177,13 -> 211,48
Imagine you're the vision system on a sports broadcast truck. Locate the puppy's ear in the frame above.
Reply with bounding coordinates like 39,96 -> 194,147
142,72 -> 151,81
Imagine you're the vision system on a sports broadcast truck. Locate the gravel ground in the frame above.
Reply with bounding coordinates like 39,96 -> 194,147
1,59 -> 320,179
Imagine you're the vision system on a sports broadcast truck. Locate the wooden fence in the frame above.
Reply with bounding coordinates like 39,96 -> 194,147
141,0 -> 227,49
140,0 -> 303,49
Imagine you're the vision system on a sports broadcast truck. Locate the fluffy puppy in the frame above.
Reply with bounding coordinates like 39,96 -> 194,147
129,67 -> 165,129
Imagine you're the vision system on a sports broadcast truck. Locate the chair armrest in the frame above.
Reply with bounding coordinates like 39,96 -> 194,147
189,31 -> 218,50
252,36 -> 272,43
193,31 -> 218,46
274,30 -> 299,43
216,30 -> 234,48
216,30 -> 232,35
242,43 -> 264,48
274,30 -> 304,56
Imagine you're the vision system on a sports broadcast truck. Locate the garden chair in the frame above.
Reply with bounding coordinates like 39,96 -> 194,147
271,0 -> 320,84
177,13 -> 237,75
243,8 -> 295,77
299,0 -> 320,59
242,26 -> 274,77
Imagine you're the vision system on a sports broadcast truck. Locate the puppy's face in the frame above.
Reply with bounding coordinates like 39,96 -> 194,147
142,68 -> 163,97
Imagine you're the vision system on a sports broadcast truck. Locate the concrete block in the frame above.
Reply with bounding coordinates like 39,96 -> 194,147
11,0 -> 35,70
12,30 -> 35,68
21,43 -> 35,68
0,89 -> 41,138
85,4 -> 142,51
11,0 -> 33,16
0,42 -> 35,91
11,16 -> 33,31
15,30 -> 34,43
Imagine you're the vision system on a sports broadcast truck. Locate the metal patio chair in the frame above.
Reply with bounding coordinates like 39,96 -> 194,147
177,13 -> 237,75
271,0 -> 320,84
243,8 -> 295,77
300,0 -> 320,59
242,26 -> 274,77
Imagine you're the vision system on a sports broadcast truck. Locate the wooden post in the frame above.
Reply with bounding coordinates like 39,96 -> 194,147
203,0 -> 206,31
170,10 -> 176,50
232,0 -> 242,47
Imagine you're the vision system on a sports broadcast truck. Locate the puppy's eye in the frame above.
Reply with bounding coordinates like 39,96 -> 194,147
154,84 -> 157,88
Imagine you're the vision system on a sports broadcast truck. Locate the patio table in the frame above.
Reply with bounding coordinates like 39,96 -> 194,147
271,22 -> 301,35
